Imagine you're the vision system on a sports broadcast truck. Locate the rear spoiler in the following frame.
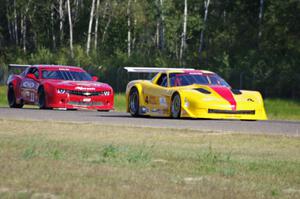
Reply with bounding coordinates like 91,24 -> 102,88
8,64 -> 31,70
6,64 -> 31,84
124,67 -> 195,73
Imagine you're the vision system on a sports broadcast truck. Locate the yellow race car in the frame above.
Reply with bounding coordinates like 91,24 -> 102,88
125,67 -> 267,120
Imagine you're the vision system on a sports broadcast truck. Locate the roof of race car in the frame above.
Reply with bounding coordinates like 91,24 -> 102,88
9,64 -> 84,71
124,67 -> 214,74
33,65 -> 82,69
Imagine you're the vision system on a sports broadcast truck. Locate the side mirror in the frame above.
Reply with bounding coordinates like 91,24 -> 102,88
26,73 -> 37,80
92,76 -> 99,81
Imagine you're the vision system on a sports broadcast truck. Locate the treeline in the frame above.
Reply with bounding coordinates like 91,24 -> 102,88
0,0 -> 299,97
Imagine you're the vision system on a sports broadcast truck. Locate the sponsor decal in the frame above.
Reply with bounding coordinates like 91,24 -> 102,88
59,68 -> 70,71
148,96 -> 156,105
25,91 -> 30,97
141,107 -> 149,113
78,83 -> 101,87
151,108 -> 159,112
159,97 -> 167,107
83,98 -> 91,102
75,86 -> 96,91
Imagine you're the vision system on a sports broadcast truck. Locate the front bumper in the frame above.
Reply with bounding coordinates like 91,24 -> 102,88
181,107 -> 267,120
47,93 -> 114,110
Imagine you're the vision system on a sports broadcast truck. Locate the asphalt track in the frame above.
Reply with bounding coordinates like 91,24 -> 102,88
0,107 -> 299,136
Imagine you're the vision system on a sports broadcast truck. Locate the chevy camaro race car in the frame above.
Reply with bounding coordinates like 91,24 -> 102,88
125,67 -> 267,120
7,64 -> 114,111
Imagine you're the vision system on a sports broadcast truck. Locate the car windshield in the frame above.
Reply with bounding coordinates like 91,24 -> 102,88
169,73 -> 230,87
42,70 -> 92,81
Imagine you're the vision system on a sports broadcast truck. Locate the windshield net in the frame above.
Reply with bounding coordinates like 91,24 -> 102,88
169,73 -> 230,87
42,70 -> 92,81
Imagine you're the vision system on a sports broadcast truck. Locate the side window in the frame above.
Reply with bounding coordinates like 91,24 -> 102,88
27,67 -> 39,79
170,73 -> 183,87
21,68 -> 29,77
156,73 -> 168,87
170,73 -> 176,87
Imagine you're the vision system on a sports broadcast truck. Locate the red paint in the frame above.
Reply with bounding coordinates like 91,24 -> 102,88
7,65 -> 114,110
210,86 -> 236,110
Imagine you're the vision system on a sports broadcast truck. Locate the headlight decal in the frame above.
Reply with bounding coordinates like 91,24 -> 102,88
184,97 -> 190,107
57,89 -> 67,94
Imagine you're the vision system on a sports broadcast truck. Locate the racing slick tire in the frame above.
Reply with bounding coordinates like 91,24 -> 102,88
171,93 -> 181,119
129,87 -> 139,117
7,84 -> 23,108
38,87 -> 48,109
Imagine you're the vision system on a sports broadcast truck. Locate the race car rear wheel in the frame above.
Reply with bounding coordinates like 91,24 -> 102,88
7,85 -> 23,108
129,88 -> 139,116
38,87 -> 48,109
171,93 -> 181,118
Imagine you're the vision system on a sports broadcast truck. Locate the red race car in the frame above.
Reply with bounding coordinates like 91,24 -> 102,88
7,64 -> 114,111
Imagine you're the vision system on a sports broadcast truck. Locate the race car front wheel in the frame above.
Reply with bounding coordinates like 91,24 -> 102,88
171,93 -> 181,118
129,88 -> 139,116
38,87 -> 47,109
8,85 -> 23,108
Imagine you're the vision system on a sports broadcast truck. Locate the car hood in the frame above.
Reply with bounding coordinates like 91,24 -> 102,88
44,80 -> 112,91
207,85 -> 237,110
183,84 -> 263,110
182,85 -> 242,111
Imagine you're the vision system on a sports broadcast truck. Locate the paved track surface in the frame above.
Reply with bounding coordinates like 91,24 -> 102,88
0,107 -> 299,136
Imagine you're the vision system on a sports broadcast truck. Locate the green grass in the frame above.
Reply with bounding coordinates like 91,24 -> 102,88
1,85 -> 300,120
114,93 -> 126,112
0,85 -> 6,106
0,119 -> 299,198
265,98 -> 300,120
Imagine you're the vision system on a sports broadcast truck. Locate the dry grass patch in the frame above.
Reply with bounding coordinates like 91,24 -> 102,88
0,119 -> 299,199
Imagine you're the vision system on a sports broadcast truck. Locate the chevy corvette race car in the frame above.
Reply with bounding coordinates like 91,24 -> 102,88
7,64 -> 114,111
125,67 -> 267,120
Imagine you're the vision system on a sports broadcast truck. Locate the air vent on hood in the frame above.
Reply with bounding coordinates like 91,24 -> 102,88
195,88 -> 211,94
231,89 -> 242,95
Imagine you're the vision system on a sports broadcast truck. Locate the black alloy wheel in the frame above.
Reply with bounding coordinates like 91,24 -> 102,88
171,93 -> 181,119
129,88 -> 139,116
38,87 -> 47,109
7,85 -> 23,108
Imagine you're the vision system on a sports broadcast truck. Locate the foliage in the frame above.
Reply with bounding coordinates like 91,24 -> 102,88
0,0 -> 299,98
0,85 -> 6,105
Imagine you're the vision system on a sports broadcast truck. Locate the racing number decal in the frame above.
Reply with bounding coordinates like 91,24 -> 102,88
21,79 -> 39,102
30,92 -> 35,102
21,80 -> 36,89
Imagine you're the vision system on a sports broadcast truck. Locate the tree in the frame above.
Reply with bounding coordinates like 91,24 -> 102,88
0,0 -> 299,98
94,0 -> 100,50
179,0 -> 188,65
67,0 -> 73,58
198,0 -> 210,65
127,0 -> 132,57
86,0 -> 96,55
59,0 -> 64,46
258,0 -> 264,38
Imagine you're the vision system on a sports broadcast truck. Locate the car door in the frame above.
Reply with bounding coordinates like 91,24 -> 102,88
143,73 -> 172,116
20,67 -> 40,104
